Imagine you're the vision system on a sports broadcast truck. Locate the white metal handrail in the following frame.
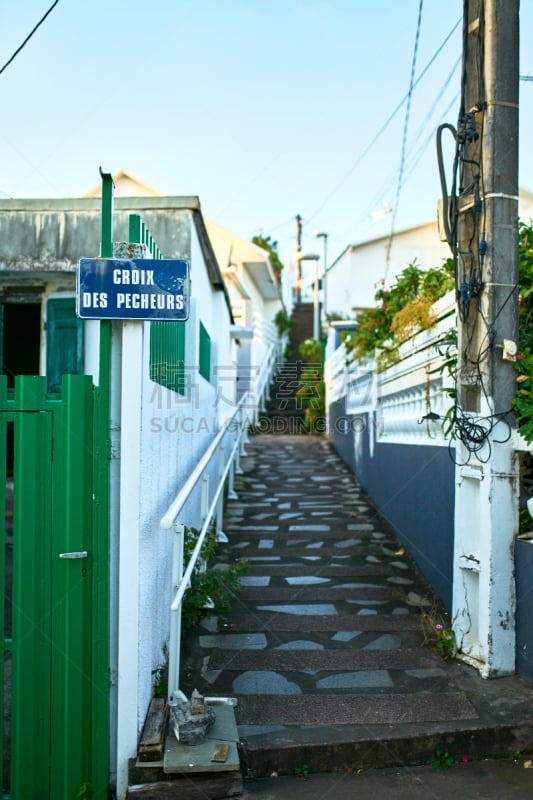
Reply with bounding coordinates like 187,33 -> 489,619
169,428 -> 244,613
160,392 -> 251,701
250,331 -> 288,424
252,341 -> 277,421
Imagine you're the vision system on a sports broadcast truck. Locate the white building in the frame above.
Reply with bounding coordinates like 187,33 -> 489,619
205,218 -> 286,413
0,171 -> 282,798
325,189 -> 533,319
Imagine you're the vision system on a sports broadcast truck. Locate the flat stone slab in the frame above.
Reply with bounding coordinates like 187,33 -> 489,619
235,692 -> 479,726
208,648 -> 442,672
316,670 -> 394,689
239,576 -> 271,587
257,603 -> 338,615
163,703 -> 240,774
233,671 -> 302,695
288,524 -> 331,532
199,633 -> 267,650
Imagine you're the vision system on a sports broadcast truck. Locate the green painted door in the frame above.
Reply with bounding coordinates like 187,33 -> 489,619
3,408 -> 53,799
46,298 -> 84,393
0,376 -> 107,800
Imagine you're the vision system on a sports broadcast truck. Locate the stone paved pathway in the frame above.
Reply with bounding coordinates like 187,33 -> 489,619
180,434 -> 533,778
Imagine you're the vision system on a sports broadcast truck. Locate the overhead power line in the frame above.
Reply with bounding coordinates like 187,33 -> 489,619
384,0 -> 425,280
306,15 -> 462,225
0,1 -> 60,77
354,61 -> 460,236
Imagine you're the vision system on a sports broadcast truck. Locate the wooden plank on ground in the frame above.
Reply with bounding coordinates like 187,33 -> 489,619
138,698 -> 168,762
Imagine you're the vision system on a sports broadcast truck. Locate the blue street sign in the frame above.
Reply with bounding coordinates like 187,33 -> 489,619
76,258 -> 190,321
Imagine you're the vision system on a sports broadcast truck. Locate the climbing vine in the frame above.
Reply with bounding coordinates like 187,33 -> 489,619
341,259 -> 454,369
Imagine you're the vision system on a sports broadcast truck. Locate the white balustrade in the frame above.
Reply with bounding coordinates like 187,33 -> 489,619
325,291 -> 456,446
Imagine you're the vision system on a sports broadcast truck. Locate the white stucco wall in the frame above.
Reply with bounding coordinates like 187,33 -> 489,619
116,216 -> 236,796
135,223 -> 235,725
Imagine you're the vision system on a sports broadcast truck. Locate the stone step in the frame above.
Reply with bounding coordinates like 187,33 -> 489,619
236,691 -> 478,726
244,564 -> 395,577
200,629 -> 426,650
234,585 -> 401,601
208,648 -> 441,672
225,545 -> 388,558
225,613 -> 422,632
176,432 -> 533,785
224,528 -> 393,540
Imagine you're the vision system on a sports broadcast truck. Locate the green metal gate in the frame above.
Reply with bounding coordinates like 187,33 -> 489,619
0,374 -> 108,799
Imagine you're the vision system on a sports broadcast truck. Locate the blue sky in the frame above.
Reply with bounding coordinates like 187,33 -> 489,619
1,1 -> 531,269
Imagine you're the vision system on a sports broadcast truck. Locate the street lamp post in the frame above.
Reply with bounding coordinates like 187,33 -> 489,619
297,253 -> 320,341
315,232 -> 328,322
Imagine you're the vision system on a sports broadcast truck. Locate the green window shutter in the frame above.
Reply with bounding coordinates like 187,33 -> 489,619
149,320 -> 186,395
199,321 -> 211,383
46,298 -> 84,392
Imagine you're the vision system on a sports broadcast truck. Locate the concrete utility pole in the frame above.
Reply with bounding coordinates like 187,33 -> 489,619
452,0 -> 520,677
296,214 -> 302,302
316,231 -> 328,323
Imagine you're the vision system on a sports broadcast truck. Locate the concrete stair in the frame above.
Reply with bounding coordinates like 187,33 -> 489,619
256,303 -> 317,434
178,434 -> 533,780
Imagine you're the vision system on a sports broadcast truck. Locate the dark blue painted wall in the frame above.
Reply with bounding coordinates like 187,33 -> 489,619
328,398 -> 455,612
515,540 -> 533,680
328,397 -> 533,681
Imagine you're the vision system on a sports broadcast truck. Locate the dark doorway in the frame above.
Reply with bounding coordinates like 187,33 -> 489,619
2,303 -> 41,389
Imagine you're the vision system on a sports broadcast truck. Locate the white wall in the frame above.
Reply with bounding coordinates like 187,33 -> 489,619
136,220 -> 235,720
115,215 -> 236,797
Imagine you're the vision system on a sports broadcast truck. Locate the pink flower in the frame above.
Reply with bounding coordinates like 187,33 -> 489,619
435,624 -> 443,630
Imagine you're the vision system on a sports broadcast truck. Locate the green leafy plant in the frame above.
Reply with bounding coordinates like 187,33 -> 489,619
432,748 -> 455,769
519,507 -> 533,538
294,764 -> 309,779
295,339 -> 325,431
514,219 -> 533,443
181,526 -> 248,630
76,782 -> 92,800
421,601 -> 456,660
152,663 -> 168,698
251,233 -> 284,278
433,623 -> 456,660
274,307 -> 293,337
430,327 -> 458,436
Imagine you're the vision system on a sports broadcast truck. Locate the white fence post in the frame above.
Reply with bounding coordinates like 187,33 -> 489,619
216,442 -> 228,543
168,523 -> 185,701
